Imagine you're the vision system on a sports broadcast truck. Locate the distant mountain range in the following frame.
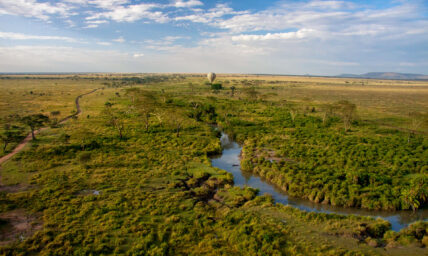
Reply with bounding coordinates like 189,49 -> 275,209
338,72 -> 428,80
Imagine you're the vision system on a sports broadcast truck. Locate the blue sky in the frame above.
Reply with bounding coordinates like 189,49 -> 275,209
0,0 -> 427,75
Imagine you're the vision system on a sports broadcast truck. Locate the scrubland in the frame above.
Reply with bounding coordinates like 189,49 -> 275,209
0,74 -> 427,255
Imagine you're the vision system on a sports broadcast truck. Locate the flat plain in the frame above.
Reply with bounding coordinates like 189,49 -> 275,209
0,74 -> 427,255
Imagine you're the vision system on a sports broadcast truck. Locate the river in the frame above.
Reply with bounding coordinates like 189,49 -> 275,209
211,132 -> 428,231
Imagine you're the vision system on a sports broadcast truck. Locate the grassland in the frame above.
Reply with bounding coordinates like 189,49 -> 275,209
0,74 -> 427,255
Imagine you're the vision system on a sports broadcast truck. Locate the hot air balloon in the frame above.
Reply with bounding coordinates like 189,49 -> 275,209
207,72 -> 216,84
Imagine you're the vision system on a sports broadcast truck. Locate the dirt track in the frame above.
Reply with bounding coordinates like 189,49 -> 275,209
0,88 -> 99,166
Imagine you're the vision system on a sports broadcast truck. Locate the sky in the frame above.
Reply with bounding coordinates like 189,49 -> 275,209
0,0 -> 427,75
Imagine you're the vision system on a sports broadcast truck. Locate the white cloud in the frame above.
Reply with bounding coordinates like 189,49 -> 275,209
164,36 -> 186,42
84,19 -> 109,28
65,19 -> 76,27
84,24 -> 99,28
87,3 -> 168,23
175,3 -> 247,24
64,0 -> 130,9
231,29 -> 316,41
187,0 -> 428,42
97,42 -> 112,46
0,0 -> 427,75
305,0 -> 355,10
87,19 -> 108,24
63,0 -> 88,4
133,53 -> 144,58
0,31 -> 77,42
0,0 -> 71,21
142,36 -> 188,51
88,0 -> 129,10
113,36 -> 125,43
174,0 -> 203,8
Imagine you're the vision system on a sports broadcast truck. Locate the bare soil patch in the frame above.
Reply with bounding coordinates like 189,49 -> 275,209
0,184 -> 35,193
0,209 -> 43,246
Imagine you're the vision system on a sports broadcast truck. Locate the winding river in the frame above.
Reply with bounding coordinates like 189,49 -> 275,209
211,132 -> 428,231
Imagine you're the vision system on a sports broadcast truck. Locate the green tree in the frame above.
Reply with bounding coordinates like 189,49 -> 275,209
230,85 -> 236,97
21,114 -> 49,140
0,125 -> 24,152
103,102 -> 125,139
125,87 -> 141,105
135,91 -> 157,132
211,83 -> 222,91
167,111 -> 185,137
401,177 -> 427,211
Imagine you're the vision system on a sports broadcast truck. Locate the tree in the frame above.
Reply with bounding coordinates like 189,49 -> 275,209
0,125 -> 24,152
401,177 -> 427,211
175,118 -> 183,137
50,111 -> 60,116
135,90 -> 157,132
211,83 -> 222,91
167,111 -> 185,137
103,102 -> 125,139
188,82 -> 195,93
230,85 -> 236,97
153,110 -> 165,127
21,114 -> 49,140
125,87 -> 141,105
244,86 -> 259,102
188,102 -> 202,121
335,100 -> 357,132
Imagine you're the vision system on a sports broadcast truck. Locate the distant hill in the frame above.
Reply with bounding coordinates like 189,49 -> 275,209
338,72 -> 428,80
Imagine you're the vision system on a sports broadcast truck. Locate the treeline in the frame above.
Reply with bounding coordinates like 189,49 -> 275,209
102,75 -> 183,88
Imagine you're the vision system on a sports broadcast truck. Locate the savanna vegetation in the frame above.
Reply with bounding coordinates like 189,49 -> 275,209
0,74 -> 427,255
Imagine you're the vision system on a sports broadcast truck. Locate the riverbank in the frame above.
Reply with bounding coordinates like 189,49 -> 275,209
211,132 -> 427,233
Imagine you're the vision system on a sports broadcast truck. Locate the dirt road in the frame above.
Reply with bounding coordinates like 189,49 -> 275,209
0,88 -> 99,166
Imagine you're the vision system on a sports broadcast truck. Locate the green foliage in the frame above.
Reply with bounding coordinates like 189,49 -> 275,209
210,83 -> 222,90
188,102 -> 217,123
1,125 -> 24,152
103,102 -> 126,139
236,107 -> 427,210
21,114 -> 49,140
383,221 -> 428,247
335,100 -> 357,131
1,75 -> 427,255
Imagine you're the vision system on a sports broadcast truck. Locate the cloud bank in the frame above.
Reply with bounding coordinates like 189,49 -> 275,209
0,0 -> 427,74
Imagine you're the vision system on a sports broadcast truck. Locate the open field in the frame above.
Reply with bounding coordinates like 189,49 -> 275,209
0,74 -> 427,255
217,75 -> 428,129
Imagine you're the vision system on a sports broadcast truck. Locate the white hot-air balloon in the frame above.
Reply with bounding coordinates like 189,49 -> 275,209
207,72 -> 216,84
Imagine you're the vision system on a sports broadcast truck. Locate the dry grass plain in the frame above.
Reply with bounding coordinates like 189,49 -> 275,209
216,74 -> 428,132
2,73 -> 427,134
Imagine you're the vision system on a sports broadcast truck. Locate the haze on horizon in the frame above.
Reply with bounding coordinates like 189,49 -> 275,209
0,0 -> 427,75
